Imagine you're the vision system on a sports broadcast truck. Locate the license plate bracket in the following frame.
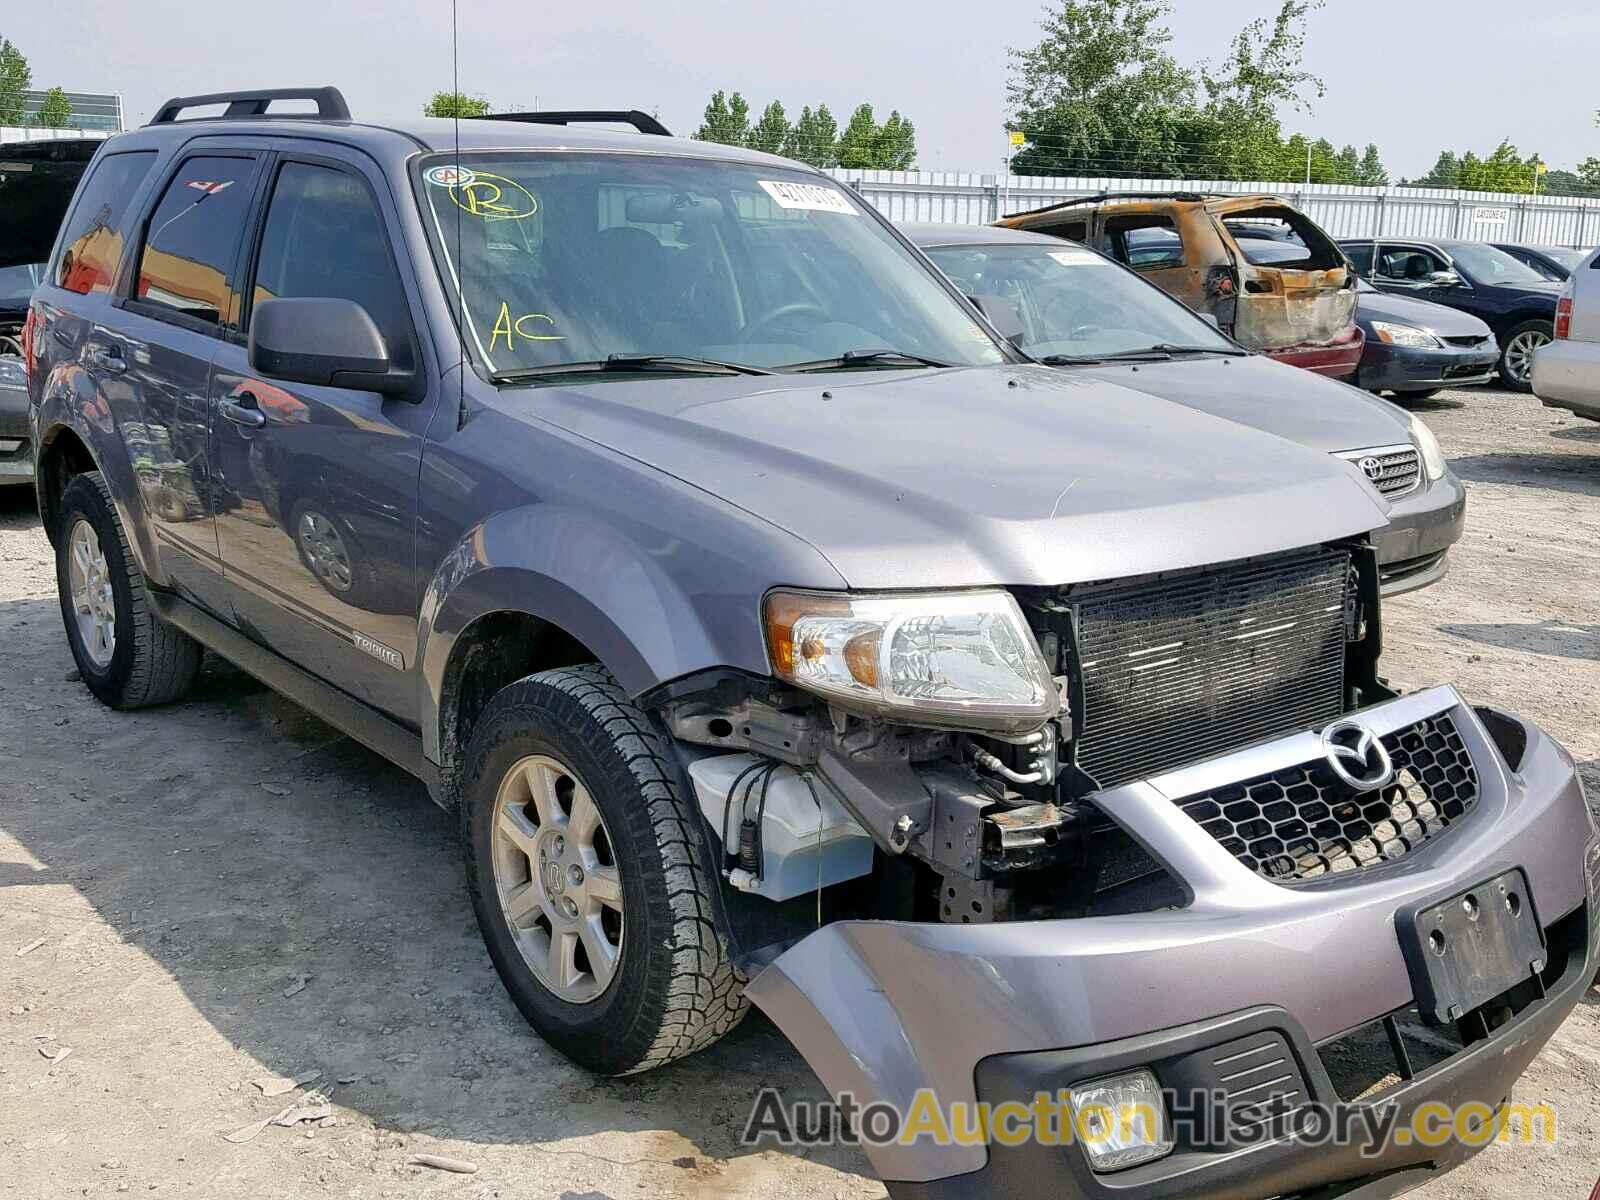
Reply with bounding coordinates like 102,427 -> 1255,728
1396,868 -> 1545,1025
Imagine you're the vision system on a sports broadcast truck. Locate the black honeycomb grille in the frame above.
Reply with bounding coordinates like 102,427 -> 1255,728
1175,714 -> 1479,882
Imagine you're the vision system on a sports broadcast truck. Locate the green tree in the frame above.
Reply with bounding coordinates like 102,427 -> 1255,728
875,110 -> 917,170
0,36 -> 32,126
34,85 -> 71,128
1334,144 -> 1360,183
746,100 -> 789,154
1008,0 -> 1327,180
835,103 -> 882,168
1459,141 -> 1541,193
424,91 -> 491,118
782,104 -> 839,168
1356,143 -> 1388,186
1405,150 -> 1460,188
693,90 -> 750,146
1007,0 -> 1196,176
1309,137 -> 1338,182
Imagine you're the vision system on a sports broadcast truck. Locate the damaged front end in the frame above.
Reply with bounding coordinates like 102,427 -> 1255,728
651,538 -> 1599,1197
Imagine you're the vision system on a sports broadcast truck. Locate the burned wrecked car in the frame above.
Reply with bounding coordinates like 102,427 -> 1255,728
1001,191 -> 1364,380
29,90 -> 1598,1200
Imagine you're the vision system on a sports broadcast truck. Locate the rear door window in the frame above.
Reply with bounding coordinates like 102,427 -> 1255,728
134,155 -> 259,331
1106,217 -> 1185,270
1342,243 -> 1375,274
49,150 -> 158,296
247,161 -> 416,369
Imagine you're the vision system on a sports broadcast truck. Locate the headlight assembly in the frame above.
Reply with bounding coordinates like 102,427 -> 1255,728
1409,414 -> 1448,481
764,589 -> 1058,732
1372,320 -> 1443,349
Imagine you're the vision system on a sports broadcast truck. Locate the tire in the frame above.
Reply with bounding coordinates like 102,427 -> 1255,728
1391,388 -> 1440,401
1497,320 -> 1552,392
55,471 -> 203,709
461,664 -> 746,1075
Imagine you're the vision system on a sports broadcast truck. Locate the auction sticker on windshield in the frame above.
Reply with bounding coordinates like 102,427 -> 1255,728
425,165 -> 476,188
758,180 -> 858,215
1049,247 -> 1107,267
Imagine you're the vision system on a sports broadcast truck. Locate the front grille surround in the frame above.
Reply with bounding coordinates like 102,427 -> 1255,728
1335,444 -> 1421,499
1443,334 -> 1490,348
1066,547 -> 1354,791
1173,712 -> 1480,883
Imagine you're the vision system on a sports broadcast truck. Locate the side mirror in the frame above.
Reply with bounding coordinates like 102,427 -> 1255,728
1428,270 -> 1463,288
249,298 -> 413,397
968,294 -> 1027,346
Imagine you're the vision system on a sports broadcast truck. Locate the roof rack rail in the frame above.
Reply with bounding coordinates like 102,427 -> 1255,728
476,110 -> 672,137
1002,190 -> 1220,219
149,87 -> 351,125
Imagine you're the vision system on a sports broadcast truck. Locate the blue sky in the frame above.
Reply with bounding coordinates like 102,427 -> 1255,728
7,0 -> 1595,178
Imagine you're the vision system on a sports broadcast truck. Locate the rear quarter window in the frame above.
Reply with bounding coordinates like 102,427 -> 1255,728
51,151 -> 158,296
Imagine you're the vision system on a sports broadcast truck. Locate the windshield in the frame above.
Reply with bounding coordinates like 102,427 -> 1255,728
921,240 -> 1237,360
1538,246 -> 1586,271
1446,242 -> 1552,287
413,153 -> 1005,377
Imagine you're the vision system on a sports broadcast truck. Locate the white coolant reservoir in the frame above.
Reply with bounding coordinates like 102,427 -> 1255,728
687,754 -> 875,902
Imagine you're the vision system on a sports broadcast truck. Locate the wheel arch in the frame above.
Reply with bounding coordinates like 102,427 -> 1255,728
35,422 -> 97,544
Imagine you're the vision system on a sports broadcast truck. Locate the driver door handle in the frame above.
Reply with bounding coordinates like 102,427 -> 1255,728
84,343 -> 126,374
219,391 -> 266,429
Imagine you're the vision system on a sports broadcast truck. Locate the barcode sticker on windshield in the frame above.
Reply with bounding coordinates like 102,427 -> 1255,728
1049,247 -> 1106,266
758,180 -> 858,215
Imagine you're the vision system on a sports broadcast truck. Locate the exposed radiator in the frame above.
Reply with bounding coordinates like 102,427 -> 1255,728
1068,548 -> 1353,790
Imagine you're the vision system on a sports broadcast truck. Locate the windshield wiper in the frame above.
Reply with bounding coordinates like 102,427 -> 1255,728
1037,344 -> 1247,366
492,354 -> 776,383
781,349 -> 954,372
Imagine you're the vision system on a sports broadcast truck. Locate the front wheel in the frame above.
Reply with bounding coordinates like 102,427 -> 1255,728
461,664 -> 746,1075
1498,320 -> 1552,392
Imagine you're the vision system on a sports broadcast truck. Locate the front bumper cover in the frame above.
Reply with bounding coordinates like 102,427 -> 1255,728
746,687 -> 1596,1194
1357,340 -> 1499,394
1371,470 -> 1466,596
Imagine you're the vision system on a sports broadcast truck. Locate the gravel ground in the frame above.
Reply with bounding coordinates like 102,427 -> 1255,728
2,384 -> 1597,1199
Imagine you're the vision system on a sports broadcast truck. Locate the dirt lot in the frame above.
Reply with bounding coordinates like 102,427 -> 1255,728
2,384 -> 1597,1199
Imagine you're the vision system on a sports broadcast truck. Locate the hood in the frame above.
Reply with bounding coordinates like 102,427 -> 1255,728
1072,354 -> 1413,454
1356,290 -> 1492,338
517,364 -> 1389,590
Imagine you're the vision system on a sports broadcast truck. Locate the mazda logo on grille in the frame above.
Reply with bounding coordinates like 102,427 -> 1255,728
1358,456 -> 1383,482
1321,720 -> 1394,792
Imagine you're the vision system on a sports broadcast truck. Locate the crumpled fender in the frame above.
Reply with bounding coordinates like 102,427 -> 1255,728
414,499 -> 844,764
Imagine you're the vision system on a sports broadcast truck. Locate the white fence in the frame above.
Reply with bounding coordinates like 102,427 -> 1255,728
827,170 -> 1600,248
0,126 -> 111,145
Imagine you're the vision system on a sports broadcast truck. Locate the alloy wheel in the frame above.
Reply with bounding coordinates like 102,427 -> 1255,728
67,519 -> 116,668
1505,329 -> 1550,385
490,754 -> 624,1004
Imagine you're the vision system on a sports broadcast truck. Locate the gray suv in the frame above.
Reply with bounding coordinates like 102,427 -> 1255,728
26,89 -> 1598,1200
